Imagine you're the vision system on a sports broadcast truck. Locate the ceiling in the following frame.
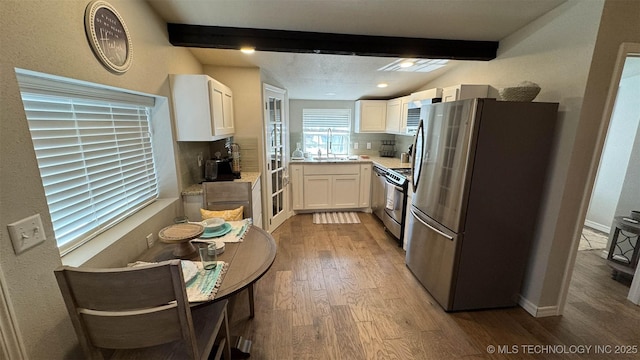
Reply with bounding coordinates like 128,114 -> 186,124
146,0 -> 567,100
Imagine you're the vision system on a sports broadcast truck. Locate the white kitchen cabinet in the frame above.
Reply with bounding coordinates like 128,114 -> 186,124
355,100 -> 386,133
359,163 -> 372,207
290,164 -> 304,210
291,163 -> 370,211
442,84 -> 489,102
303,175 -> 332,209
385,97 -> 402,134
170,74 -> 235,141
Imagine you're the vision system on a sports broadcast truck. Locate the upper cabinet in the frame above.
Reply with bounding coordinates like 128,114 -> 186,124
385,97 -> 403,134
442,84 -> 489,102
355,100 -> 386,133
170,74 -> 235,141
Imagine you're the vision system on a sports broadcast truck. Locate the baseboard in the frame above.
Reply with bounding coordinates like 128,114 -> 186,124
518,296 -> 560,317
584,220 -> 610,234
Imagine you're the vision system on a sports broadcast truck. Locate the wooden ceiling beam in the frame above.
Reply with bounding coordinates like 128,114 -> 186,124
167,24 -> 499,61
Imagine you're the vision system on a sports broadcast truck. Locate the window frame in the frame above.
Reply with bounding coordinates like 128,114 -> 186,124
15,68 -> 160,255
302,108 -> 352,156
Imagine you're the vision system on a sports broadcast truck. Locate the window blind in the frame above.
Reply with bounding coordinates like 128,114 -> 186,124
17,70 -> 158,253
302,109 -> 351,131
302,109 -> 351,155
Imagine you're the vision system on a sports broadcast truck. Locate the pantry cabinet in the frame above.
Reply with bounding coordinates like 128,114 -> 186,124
170,74 -> 235,141
355,100 -> 386,133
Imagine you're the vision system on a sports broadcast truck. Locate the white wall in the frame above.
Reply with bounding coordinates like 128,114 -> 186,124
586,69 -> 640,231
0,1 -> 203,358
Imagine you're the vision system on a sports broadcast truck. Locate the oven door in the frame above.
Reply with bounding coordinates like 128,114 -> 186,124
382,179 -> 406,238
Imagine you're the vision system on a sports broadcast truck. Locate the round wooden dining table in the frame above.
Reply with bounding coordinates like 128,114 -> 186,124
137,225 -> 277,315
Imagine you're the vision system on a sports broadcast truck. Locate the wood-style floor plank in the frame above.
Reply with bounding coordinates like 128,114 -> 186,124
229,213 -> 640,359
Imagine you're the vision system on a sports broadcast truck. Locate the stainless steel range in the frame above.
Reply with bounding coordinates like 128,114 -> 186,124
380,167 -> 410,246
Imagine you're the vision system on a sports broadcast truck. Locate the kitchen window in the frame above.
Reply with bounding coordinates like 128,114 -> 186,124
15,69 -> 158,254
302,108 -> 351,155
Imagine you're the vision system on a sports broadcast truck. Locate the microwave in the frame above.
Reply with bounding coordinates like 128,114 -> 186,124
404,88 -> 442,134
405,98 -> 441,135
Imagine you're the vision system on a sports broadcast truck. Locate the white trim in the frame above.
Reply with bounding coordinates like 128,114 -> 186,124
628,261 -> 640,305
0,269 -> 27,360
536,305 -> 561,318
583,219 -> 610,233
557,42 -> 640,315
519,295 -> 561,317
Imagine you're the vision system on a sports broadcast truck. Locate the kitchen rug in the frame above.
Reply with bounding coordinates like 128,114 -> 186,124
313,212 -> 360,224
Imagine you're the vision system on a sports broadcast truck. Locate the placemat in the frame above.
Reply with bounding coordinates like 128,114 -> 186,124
192,218 -> 252,244
186,260 -> 228,302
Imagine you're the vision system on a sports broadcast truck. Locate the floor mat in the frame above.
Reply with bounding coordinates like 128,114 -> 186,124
580,227 -> 609,251
313,212 -> 361,224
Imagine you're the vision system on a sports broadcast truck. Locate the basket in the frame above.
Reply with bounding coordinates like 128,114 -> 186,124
499,81 -> 541,102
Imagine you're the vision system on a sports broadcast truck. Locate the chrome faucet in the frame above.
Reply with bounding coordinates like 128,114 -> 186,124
327,128 -> 333,157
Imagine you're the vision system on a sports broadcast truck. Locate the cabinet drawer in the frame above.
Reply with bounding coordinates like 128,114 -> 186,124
303,164 -> 360,175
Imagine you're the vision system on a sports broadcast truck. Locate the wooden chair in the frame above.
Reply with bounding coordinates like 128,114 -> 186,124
202,181 -> 258,319
202,181 -> 253,219
54,260 -> 231,360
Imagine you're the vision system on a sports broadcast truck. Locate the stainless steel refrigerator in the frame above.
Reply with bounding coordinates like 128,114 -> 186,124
405,98 -> 558,311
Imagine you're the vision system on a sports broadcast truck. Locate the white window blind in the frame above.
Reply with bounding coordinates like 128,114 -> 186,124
302,108 -> 351,155
16,69 -> 158,253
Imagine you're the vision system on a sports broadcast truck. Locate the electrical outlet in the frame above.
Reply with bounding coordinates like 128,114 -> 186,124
366,142 -> 372,150
146,233 -> 155,248
353,142 -> 359,150
8,214 -> 46,254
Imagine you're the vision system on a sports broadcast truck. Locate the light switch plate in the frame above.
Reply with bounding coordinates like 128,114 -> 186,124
8,214 -> 46,254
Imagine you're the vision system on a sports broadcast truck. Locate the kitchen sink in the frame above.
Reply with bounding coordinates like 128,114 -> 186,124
312,155 -> 359,161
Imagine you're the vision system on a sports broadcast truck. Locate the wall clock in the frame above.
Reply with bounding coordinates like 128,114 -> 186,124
84,0 -> 132,74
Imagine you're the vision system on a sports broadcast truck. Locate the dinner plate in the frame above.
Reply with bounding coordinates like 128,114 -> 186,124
199,222 -> 232,239
181,260 -> 198,283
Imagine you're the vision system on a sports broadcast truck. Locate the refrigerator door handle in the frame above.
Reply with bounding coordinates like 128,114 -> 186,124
410,208 -> 454,240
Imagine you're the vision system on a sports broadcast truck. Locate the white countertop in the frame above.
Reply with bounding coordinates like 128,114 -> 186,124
290,155 -> 411,170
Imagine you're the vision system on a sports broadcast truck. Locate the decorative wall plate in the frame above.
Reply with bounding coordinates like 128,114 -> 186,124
84,0 -> 132,73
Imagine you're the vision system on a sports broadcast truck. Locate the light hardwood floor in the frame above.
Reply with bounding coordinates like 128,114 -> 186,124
228,213 -> 640,359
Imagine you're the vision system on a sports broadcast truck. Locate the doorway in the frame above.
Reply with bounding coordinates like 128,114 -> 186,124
569,43 -> 640,307
263,84 -> 289,232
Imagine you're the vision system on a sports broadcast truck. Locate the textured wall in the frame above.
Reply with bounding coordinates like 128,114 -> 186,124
0,1 -> 202,358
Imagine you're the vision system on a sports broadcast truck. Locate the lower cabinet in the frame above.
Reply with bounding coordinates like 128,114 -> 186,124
291,163 -> 370,211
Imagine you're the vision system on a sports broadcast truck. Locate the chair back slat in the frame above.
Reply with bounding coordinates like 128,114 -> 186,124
202,182 -> 253,218
82,305 -> 183,349
59,262 -> 179,310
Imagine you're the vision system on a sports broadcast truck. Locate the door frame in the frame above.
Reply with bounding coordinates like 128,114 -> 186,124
558,42 -> 640,313
262,83 -> 290,232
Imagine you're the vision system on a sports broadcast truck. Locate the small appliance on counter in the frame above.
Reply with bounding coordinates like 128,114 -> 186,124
204,158 -> 235,181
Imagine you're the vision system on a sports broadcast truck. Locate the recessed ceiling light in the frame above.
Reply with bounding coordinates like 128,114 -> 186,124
377,83 -> 388,88
325,92 -> 336,96
240,47 -> 255,54
399,60 -> 415,68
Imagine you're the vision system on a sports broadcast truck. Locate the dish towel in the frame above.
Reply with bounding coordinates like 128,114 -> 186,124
192,218 -> 252,244
386,185 -> 396,210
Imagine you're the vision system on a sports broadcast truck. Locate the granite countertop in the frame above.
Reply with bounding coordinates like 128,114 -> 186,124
181,171 -> 261,196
